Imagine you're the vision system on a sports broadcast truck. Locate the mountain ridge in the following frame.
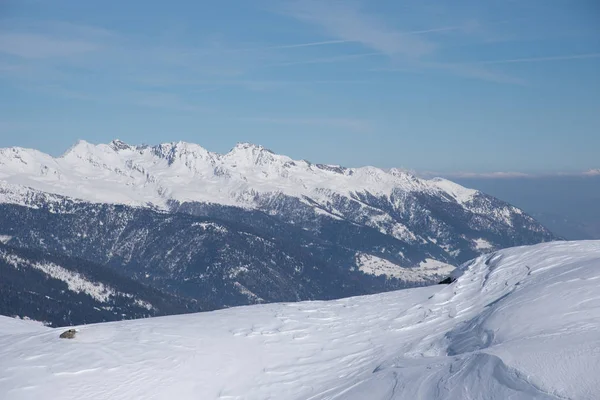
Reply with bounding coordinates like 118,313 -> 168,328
0,139 -> 558,319
0,139 -> 478,209
0,139 -> 550,240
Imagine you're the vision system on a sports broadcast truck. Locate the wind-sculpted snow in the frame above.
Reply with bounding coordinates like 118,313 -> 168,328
1,241 -> 598,399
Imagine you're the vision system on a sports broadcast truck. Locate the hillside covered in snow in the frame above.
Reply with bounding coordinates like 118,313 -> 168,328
1,241 -> 598,400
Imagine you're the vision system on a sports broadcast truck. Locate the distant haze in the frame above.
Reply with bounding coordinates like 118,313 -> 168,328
453,176 -> 600,240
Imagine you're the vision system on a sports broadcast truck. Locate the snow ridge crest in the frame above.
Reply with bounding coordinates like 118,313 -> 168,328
0,139 -> 479,209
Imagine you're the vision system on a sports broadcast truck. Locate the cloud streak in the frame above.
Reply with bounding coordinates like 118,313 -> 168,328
277,2 -> 536,84
373,62 -> 527,85
0,33 -> 101,58
251,39 -> 353,51
418,170 -> 600,179
264,51 -> 381,67
242,116 -> 371,132
281,0 -> 436,58
476,52 -> 600,65
584,169 -> 600,177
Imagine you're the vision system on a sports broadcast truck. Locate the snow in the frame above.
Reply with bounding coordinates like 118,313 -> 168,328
233,282 -> 264,303
429,177 -> 477,204
0,250 -> 153,307
417,257 -> 457,276
474,238 -> 494,250
2,241 -> 598,399
356,253 -> 455,282
191,222 -> 229,233
0,140 -> 482,211
0,316 -> 48,335
133,299 -> 154,311
1,250 -> 116,302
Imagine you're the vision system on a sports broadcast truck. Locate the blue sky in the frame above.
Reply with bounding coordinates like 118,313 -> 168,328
0,0 -> 599,174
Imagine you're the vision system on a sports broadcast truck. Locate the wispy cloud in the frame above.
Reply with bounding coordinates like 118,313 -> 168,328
373,62 -> 526,85
476,52 -> 600,65
0,33 -> 101,58
424,62 -> 527,85
374,52 -> 600,84
23,83 -> 211,113
238,39 -> 353,51
418,170 -> 600,179
123,91 -> 211,113
444,171 -> 533,179
264,51 -> 381,67
0,21 -> 374,96
584,169 -> 600,177
242,116 -> 371,132
281,0 -> 436,59
278,1 -> 533,84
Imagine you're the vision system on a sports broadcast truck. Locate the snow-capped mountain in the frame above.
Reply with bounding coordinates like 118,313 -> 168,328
1,241 -> 598,400
0,139 -> 555,258
0,139 -> 477,210
0,140 -> 557,321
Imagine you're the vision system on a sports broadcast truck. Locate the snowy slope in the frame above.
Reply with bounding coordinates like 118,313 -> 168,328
1,240 -> 598,400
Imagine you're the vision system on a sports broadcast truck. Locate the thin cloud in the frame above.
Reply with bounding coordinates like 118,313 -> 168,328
127,91 -> 210,113
243,116 -> 371,132
584,169 -> 600,177
419,170 -> 600,179
24,83 -> 212,114
445,171 -> 533,179
258,39 -> 353,50
214,39 -> 354,54
428,62 -> 527,85
233,25 -> 466,53
407,25 -> 474,35
0,33 -> 101,58
373,52 -> 600,84
281,1 -> 436,58
264,52 -> 381,67
133,77 -> 372,91
374,62 -> 526,85
476,52 -> 600,65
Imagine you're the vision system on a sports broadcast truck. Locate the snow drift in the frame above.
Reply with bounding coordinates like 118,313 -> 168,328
1,240 -> 599,399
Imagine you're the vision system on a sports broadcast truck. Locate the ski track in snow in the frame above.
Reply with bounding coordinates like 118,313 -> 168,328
1,241 -> 599,399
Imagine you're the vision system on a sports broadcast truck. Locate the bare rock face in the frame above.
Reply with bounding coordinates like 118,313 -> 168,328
59,329 -> 77,339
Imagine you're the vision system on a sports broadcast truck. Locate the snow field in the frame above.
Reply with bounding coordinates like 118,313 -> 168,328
1,241 -> 599,399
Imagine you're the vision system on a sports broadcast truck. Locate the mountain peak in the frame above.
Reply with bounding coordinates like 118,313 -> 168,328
230,142 -> 273,154
225,142 -> 282,167
60,139 -> 95,158
388,168 -> 416,179
110,139 -> 133,151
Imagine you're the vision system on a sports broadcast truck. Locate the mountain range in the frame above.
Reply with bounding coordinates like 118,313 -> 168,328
0,140 -> 557,325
